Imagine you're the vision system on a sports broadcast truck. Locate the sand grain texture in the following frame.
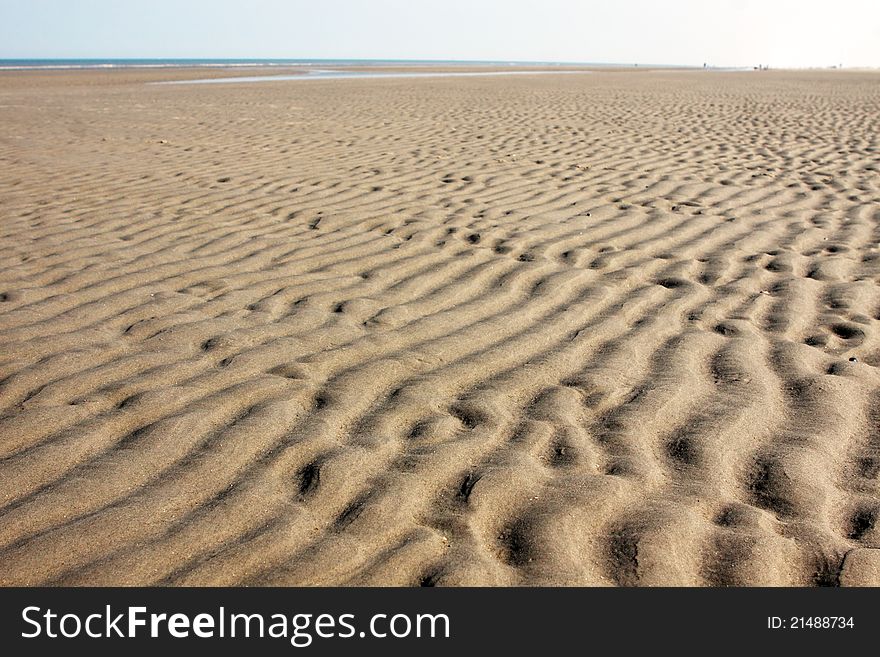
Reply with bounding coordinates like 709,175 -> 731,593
1,69 -> 879,585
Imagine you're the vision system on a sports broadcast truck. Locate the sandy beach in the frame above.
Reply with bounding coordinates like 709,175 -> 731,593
1,67 -> 879,586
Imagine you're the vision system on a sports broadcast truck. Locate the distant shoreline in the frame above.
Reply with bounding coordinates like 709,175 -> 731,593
0,58 -> 701,71
2,59 -> 864,74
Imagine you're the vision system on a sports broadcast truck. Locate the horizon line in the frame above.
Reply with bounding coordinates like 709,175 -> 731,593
0,57 -> 844,72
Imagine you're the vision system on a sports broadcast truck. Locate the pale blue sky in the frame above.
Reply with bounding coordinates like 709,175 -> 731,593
1,0 -> 878,68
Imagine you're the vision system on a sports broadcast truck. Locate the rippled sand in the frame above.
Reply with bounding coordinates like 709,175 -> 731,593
1,67 -> 879,585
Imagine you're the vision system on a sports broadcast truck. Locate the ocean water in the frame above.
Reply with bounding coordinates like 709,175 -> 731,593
0,58 -> 640,71
0,59 -> 712,85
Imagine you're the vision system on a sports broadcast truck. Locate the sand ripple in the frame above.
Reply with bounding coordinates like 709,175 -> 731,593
1,69 -> 879,585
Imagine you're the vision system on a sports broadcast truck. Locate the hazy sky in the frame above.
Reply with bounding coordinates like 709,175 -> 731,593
1,0 -> 878,68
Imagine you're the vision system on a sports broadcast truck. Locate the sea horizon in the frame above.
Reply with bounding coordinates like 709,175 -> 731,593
0,57 -> 698,70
